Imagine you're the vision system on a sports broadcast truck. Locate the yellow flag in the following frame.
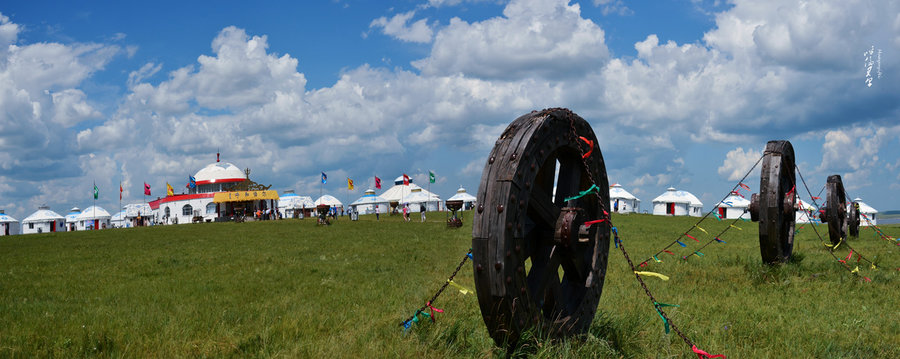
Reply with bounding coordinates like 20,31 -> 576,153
347,178 -> 354,190
166,182 -> 174,196
634,271 -> 670,281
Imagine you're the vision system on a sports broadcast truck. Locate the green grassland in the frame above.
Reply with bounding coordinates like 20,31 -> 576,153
1,212 -> 899,358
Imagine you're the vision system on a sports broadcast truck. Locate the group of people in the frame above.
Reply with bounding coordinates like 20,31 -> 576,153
255,208 -> 280,220
400,204 -> 427,222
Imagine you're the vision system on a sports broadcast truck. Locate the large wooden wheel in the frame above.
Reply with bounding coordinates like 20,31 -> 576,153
848,201 -> 861,237
472,108 -> 610,347
749,140 -> 796,264
821,175 -> 847,244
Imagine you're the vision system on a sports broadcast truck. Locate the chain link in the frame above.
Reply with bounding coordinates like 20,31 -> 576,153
399,249 -> 472,327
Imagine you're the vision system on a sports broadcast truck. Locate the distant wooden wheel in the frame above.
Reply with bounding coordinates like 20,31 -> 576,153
848,201 -> 861,237
820,175 -> 847,244
472,108 -> 611,347
749,140 -> 796,264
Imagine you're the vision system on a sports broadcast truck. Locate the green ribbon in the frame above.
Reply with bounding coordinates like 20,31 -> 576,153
653,302 -> 679,334
563,184 -> 600,202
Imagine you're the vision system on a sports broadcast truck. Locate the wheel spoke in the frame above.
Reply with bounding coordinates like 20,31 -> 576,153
526,245 -> 561,308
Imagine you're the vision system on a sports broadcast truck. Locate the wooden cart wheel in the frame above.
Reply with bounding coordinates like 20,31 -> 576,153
848,201 -> 860,237
748,140 -> 796,264
821,175 -> 847,244
472,108 -> 610,347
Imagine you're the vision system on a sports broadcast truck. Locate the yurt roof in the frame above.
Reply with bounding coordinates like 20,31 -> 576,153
0,211 -> 17,223
380,183 -> 439,203
652,187 -> 703,206
279,195 -> 314,208
609,183 -> 639,201
194,162 -> 245,184
23,207 -> 65,223
404,187 -> 441,204
448,187 -> 477,202
76,206 -> 112,220
314,195 -> 343,207
716,192 -> 750,208
852,198 -> 878,214
110,211 -> 127,221
351,193 -> 389,206
123,203 -> 152,217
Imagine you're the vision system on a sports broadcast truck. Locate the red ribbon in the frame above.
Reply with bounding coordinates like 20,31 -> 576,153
584,219 -> 606,227
664,250 -> 675,255
686,234 -> 699,242
579,136 -> 594,159
426,301 -> 443,322
692,344 -> 726,358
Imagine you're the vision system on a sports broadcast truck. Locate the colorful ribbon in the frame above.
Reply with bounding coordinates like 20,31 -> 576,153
563,184 -> 600,202
714,237 -> 726,243
664,250 -> 675,255
426,301 -> 444,322
738,182 -> 751,191
692,344 -> 726,358
686,234 -> 699,242
579,136 -> 594,159
697,226 -> 709,235
676,240 -> 687,247
584,219 -> 606,227
448,280 -> 473,295
635,271 -> 670,281
653,255 -> 662,263
729,224 -> 743,230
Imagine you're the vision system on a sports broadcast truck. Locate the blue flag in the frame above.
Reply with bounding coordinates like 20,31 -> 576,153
321,172 -> 327,184
189,175 -> 197,189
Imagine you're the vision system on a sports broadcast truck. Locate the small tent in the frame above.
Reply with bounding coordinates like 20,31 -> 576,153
652,187 -> 703,217
124,203 -> 153,227
278,191 -> 315,218
64,207 -> 81,232
609,184 -> 640,213
404,187 -> 442,212
852,198 -> 878,226
713,191 -> 750,219
22,206 -> 65,234
315,195 -> 343,208
0,210 -> 19,236
350,189 -> 389,215
447,187 -> 477,210
76,206 -> 112,230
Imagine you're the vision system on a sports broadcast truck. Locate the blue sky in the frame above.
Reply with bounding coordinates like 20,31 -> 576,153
1,0 -> 898,220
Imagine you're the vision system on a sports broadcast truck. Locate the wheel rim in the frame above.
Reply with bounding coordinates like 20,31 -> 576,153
825,175 -> 847,244
472,108 -> 610,347
756,140 -> 796,264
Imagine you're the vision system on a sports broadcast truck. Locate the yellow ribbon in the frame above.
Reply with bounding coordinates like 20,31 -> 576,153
634,271 -> 670,281
729,224 -> 743,231
696,226 -> 709,235
851,266 -> 860,274
448,280 -> 473,295
871,263 -> 878,270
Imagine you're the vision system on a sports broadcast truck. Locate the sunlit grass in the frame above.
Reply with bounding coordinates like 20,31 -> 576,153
0,212 -> 898,357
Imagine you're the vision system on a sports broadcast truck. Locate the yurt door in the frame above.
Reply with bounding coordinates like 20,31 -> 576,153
94,219 -> 99,230
667,203 -> 675,215
50,221 -> 56,232
3,223 -> 8,236
718,207 -> 726,218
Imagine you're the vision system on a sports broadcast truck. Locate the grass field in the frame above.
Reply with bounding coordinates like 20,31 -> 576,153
1,212 -> 899,358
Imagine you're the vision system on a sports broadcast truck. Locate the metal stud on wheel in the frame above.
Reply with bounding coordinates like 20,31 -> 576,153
748,140 -> 796,264
820,175 -> 847,245
472,108 -> 610,347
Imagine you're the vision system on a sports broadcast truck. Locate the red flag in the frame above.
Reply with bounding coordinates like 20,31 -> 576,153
375,176 -> 382,189
144,182 -> 151,196
403,174 -> 410,186
119,183 -> 123,200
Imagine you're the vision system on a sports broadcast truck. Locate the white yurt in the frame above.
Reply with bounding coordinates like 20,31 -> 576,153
795,199 -> 818,224
350,189 -> 389,215
447,187 -> 477,210
652,187 -> 703,217
0,210 -> 19,236
713,191 -> 750,219
110,210 -> 127,228
278,191 -> 315,218
64,207 -> 81,232
852,198 -> 878,226
22,206 -> 66,234
404,186 -> 442,212
609,183 -> 640,213
76,205 -> 112,230
124,203 -> 153,227
314,195 -> 343,209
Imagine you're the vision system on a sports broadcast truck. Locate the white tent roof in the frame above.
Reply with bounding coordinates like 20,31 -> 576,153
652,187 -> 703,206
404,187 -> 441,204
0,211 -> 17,223
123,203 -> 152,217
23,207 -> 65,223
609,183 -> 639,201
715,192 -> 750,208
447,187 -> 477,202
111,210 -> 127,222
65,207 -> 82,222
351,189 -> 390,206
194,162 -> 245,183
852,198 -> 878,214
76,206 -> 112,220
381,183 -> 439,203
315,195 -> 343,207
279,192 -> 315,209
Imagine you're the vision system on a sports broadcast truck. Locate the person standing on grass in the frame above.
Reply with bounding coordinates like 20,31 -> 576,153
375,204 -> 380,220
420,204 -> 426,222
402,204 -> 409,222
